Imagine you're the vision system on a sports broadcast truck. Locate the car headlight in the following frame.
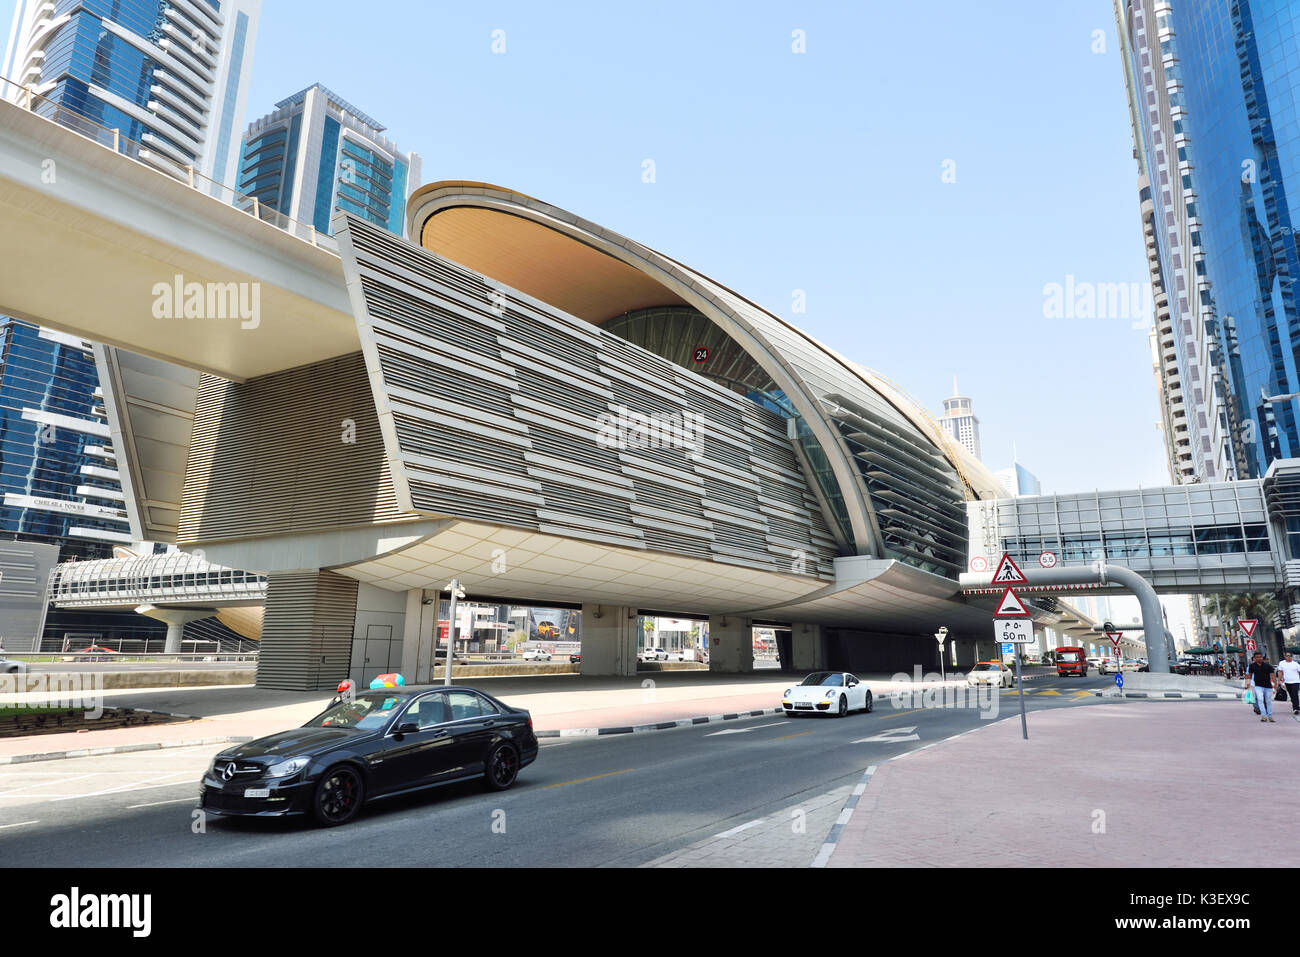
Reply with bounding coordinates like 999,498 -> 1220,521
266,757 -> 311,778
784,688 -> 793,697
824,689 -> 837,698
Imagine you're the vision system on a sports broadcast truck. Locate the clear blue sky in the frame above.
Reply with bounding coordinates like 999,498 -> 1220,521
6,0 -> 1166,494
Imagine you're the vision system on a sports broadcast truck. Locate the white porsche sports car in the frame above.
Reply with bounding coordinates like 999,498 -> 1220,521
782,672 -> 873,717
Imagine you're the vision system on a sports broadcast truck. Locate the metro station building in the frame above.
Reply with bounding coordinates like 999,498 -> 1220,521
105,181 -> 1029,689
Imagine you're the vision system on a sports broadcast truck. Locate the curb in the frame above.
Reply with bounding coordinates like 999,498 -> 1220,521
534,707 -> 784,738
0,734 -> 253,765
1093,691 -> 1243,700
811,765 -> 876,868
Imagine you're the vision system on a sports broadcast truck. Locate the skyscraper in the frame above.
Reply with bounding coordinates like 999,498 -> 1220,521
239,84 -> 422,238
940,378 -> 981,461
2,0 -> 261,187
1116,0 -> 1300,482
994,454 -> 1041,499
0,0 -> 261,648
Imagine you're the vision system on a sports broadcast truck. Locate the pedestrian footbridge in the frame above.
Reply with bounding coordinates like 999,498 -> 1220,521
966,460 -> 1300,624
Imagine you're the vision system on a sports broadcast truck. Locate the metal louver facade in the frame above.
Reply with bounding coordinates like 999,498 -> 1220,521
256,569 -> 358,690
335,215 -> 837,581
177,351 -> 414,545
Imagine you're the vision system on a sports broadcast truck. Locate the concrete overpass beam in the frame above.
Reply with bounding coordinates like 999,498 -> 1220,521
580,604 -> 638,677
708,614 -> 753,674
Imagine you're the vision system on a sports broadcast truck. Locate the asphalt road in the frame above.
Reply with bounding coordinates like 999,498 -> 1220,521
0,674 -> 1115,867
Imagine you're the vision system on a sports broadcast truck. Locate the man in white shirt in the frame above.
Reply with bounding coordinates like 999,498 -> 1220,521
1277,651 -> 1300,717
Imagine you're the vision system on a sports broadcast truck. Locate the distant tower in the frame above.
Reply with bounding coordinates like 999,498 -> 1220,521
940,377 -> 982,461
995,444 -> 1042,498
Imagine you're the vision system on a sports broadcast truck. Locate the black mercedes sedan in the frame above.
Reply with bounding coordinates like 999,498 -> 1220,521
199,685 -> 539,826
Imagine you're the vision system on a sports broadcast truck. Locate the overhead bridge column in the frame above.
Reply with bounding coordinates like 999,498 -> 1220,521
580,604 -> 638,677
708,614 -> 753,673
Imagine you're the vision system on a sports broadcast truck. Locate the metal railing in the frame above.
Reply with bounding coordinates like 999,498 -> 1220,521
0,74 -> 337,252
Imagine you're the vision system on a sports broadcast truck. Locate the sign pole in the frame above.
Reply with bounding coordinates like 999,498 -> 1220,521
1014,647 -> 1027,740
990,557 -> 1031,740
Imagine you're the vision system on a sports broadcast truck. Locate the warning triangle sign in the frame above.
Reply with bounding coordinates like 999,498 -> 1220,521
994,587 -> 1030,617
1239,619 -> 1258,637
990,553 -> 1028,585
1106,631 -> 1122,647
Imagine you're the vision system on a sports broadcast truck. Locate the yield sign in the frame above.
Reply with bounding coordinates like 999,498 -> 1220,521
1238,619 -> 1258,638
994,587 -> 1031,617
1106,631 -> 1123,648
990,553 -> 1028,585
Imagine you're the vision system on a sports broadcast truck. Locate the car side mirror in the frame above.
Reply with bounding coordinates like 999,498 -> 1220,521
395,722 -> 419,735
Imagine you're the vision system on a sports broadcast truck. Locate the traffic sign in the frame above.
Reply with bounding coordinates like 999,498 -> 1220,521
1246,637 -> 1257,653
1038,550 -> 1058,569
1239,619 -> 1258,638
1116,673 -> 1123,689
1106,631 -> 1122,648
994,587 -> 1031,617
970,555 -> 989,573
991,553 -> 1028,585
994,618 -> 1033,644
1002,643 -> 1014,654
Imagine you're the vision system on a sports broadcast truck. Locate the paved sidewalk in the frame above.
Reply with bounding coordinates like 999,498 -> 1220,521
826,700 -> 1298,867
0,672 -> 974,762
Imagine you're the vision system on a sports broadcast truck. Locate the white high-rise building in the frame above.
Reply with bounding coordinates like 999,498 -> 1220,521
994,450 -> 1041,498
940,378 -> 982,461
2,0 -> 261,189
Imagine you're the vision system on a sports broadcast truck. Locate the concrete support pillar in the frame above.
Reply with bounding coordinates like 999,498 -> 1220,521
708,614 -> 752,673
952,637 -> 978,670
257,570 -> 359,690
791,623 -> 823,671
402,588 -> 436,684
580,604 -> 638,676
134,605 -> 211,654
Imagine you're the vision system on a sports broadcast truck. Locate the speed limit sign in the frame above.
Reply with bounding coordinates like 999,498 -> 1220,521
1039,551 -> 1058,569
970,556 -> 989,573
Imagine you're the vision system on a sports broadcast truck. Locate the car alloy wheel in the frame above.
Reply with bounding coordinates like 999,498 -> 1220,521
314,765 -> 363,827
864,691 -> 873,713
484,743 -> 519,791
837,695 -> 847,717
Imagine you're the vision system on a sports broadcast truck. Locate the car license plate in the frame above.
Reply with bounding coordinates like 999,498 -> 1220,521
244,788 -> 270,798
795,702 -> 813,709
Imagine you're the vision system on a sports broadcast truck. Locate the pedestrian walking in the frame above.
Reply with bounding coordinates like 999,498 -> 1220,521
1276,651 -> 1300,718
1245,652 -> 1278,722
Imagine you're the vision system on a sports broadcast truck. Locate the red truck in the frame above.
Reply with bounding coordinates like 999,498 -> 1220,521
1055,646 -> 1089,677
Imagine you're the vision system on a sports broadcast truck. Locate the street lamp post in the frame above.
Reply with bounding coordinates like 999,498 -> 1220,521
444,579 -> 466,686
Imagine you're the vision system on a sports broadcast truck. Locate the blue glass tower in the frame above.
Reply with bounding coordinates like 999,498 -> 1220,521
239,84 -> 421,237
1119,0 -> 1300,480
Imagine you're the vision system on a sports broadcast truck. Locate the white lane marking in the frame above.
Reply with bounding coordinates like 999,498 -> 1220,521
0,771 -> 101,796
715,818 -> 766,838
705,721 -> 788,737
852,726 -> 920,744
126,797 -> 200,809
49,771 -> 196,802
0,819 -> 38,830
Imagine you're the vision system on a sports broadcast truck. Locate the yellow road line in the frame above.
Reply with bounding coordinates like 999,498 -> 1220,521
772,730 -> 815,741
543,768 -> 635,790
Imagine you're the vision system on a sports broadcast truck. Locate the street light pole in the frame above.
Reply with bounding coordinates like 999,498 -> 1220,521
444,579 -> 466,686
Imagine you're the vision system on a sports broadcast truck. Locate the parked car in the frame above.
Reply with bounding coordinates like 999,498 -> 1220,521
640,647 -> 668,661
783,671 -> 873,717
521,648 -> 551,661
200,685 -> 538,826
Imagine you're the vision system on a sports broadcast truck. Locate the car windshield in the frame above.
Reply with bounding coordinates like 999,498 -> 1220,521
307,692 -> 411,731
800,672 -> 842,686
972,663 -> 998,671
1059,652 -> 1079,662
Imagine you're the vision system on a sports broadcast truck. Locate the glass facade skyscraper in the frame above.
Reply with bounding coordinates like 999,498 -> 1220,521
239,84 -> 421,237
2,0 -> 261,186
1117,0 -> 1300,481
0,321 -> 129,560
